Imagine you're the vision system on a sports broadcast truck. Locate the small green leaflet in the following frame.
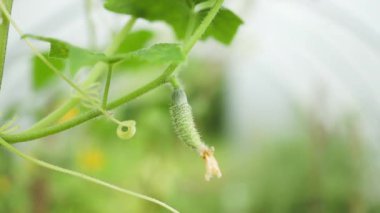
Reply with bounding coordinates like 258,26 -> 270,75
199,8 -> 243,45
103,0 -> 243,45
24,34 -> 107,74
139,43 -> 184,63
115,30 -> 154,54
24,34 -> 185,75
114,30 -> 155,70
111,43 -> 185,64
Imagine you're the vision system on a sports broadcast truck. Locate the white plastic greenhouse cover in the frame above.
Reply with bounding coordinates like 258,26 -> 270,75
226,0 -> 380,146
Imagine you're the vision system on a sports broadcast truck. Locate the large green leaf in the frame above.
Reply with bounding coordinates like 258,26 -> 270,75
103,0 -> 243,45
104,0 -> 191,39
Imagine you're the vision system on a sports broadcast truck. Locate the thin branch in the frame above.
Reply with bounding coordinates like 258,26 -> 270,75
102,64 -> 113,108
0,0 -> 13,91
84,0 -> 97,49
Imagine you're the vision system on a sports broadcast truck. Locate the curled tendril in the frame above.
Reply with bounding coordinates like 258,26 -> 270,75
0,115 -> 19,134
71,82 -> 136,141
116,120 -> 136,140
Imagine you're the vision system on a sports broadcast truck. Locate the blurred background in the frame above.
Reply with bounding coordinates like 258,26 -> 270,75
1,0 -> 380,212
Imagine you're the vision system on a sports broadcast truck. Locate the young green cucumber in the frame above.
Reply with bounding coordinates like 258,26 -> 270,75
170,88 -> 222,181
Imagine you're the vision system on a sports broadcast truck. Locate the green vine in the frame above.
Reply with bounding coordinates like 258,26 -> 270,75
102,63 -> 114,108
0,137 -> 179,213
0,0 -> 13,90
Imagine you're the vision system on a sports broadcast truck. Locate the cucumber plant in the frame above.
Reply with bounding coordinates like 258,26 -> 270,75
0,0 -> 242,212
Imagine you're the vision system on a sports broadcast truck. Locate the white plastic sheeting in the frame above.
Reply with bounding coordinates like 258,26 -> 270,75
227,0 -> 380,145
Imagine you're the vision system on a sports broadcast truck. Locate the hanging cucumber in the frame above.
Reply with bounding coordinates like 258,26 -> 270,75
170,88 -> 222,181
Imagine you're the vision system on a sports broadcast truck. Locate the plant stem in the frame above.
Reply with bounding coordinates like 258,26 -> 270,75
1,0 -> 225,143
183,0 -> 224,54
169,76 -> 182,89
102,64 -> 113,108
1,73 -> 165,143
105,17 -> 137,56
0,0 -> 13,91
27,17 -> 137,130
184,11 -> 196,44
0,137 -> 179,213
83,16 -> 137,85
84,0 -> 97,49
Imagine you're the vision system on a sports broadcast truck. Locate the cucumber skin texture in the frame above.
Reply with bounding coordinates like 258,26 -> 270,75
170,89 -> 205,152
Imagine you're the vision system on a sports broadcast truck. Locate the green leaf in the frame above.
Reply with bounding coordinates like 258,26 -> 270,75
23,34 -> 107,75
32,53 -> 65,90
113,30 -> 155,70
199,8 -> 243,45
131,43 -> 185,63
24,34 -> 183,76
103,0 -> 243,45
23,35 -> 69,58
112,43 -> 185,64
104,0 -> 191,38
115,30 -> 154,54
68,46 -> 106,73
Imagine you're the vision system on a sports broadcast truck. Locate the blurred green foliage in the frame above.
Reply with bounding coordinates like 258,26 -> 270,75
0,2 -> 377,211
2,57 -> 380,212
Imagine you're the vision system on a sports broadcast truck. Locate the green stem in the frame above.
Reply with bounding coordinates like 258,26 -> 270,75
1,73 -> 166,143
83,16 -> 137,85
27,17 -> 137,130
2,0 -> 225,143
183,0 -> 224,54
184,11 -> 197,44
0,137 -> 179,213
102,64 -> 113,108
105,17 -> 137,55
0,0 -> 13,91
168,76 -> 182,89
84,0 -> 97,49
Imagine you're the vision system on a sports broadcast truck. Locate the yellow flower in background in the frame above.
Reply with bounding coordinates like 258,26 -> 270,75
78,148 -> 105,172
0,175 -> 11,194
59,107 -> 80,123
